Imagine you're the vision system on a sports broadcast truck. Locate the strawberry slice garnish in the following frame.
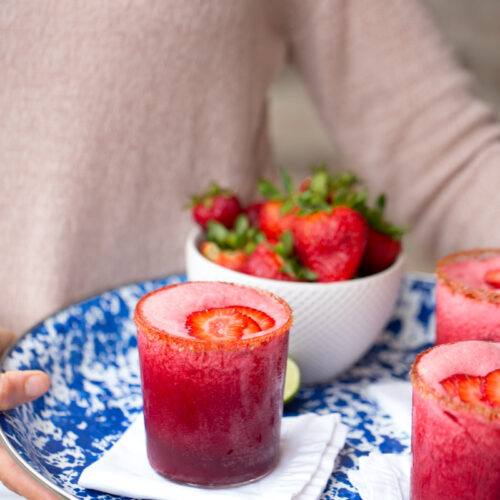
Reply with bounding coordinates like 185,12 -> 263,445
186,307 -> 260,342
231,306 -> 275,330
457,375 -> 486,406
440,373 -> 468,397
483,369 -> 500,407
484,269 -> 500,288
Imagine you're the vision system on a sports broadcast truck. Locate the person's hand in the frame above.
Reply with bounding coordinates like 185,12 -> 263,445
0,327 -> 56,500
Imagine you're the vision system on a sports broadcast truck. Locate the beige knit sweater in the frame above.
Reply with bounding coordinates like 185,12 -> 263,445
1,0 -> 500,334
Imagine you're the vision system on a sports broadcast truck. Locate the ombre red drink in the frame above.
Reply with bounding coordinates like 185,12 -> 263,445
410,341 -> 500,500
134,281 -> 292,486
435,249 -> 500,344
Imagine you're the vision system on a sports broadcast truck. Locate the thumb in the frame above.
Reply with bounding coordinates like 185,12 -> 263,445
0,371 -> 51,411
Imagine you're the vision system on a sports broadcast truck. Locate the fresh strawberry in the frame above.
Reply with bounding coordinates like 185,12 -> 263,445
357,194 -> 406,275
244,202 -> 264,228
189,183 -> 242,229
258,201 -> 297,241
242,242 -> 295,281
200,241 -> 247,271
204,215 -> 265,262
242,232 -> 317,282
185,307 -> 260,342
231,306 -> 275,330
440,373 -> 468,397
257,170 -> 298,241
359,227 -> 402,275
483,369 -> 500,407
484,269 -> 500,288
457,375 -> 486,406
292,207 -> 368,282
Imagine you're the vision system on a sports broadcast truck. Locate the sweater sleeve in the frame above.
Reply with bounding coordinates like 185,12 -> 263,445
283,0 -> 500,261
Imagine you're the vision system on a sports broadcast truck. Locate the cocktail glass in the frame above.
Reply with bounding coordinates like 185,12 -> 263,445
410,341 -> 500,500
134,281 -> 293,486
435,249 -> 500,344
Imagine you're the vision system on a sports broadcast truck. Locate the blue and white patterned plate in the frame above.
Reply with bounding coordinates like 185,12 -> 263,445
0,273 -> 435,500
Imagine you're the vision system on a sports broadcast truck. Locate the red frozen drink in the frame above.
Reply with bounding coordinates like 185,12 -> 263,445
134,281 -> 292,486
435,249 -> 500,344
410,341 -> 500,500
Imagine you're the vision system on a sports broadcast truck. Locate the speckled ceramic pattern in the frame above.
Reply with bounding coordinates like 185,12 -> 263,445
0,273 -> 435,499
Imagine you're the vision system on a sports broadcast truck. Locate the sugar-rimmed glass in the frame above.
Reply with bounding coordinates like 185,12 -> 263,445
410,341 -> 500,500
435,249 -> 500,344
134,281 -> 293,487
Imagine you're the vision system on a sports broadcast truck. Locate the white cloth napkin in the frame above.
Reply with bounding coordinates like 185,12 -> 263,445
365,380 -> 412,436
348,453 -> 411,500
78,413 -> 348,500
348,380 -> 413,500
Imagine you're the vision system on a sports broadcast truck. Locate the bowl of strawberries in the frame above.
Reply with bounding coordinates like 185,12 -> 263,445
185,167 -> 406,385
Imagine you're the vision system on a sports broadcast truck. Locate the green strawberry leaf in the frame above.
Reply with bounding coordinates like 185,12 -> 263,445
258,179 -> 283,200
297,267 -> 319,282
234,214 -> 249,236
281,169 -> 295,197
206,215 -> 266,252
309,169 -> 329,197
280,230 -> 294,256
187,182 -> 234,208
358,192 -> 409,240
206,221 -> 229,246
269,231 -> 318,282
280,198 -> 296,215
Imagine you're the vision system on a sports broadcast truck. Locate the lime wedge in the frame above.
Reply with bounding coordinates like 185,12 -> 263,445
284,358 -> 301,404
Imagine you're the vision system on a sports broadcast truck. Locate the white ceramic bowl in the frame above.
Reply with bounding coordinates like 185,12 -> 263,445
185,228 -> 404,385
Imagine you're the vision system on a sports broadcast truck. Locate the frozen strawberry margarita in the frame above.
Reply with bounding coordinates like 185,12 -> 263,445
134,281 -> 292,486
435,249 -> 500,344
410,341 -> 500,500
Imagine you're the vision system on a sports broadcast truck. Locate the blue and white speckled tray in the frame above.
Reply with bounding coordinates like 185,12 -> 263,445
0,273 -> 435,500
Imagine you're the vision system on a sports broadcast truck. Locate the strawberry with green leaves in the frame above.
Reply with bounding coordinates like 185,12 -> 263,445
242,231 -> 317,282
296,167 -> 362,212
242,242 -> 294,281
358,194 -> 406,275
285,167 -> 368,281
292,207 -> 368,282
189,183 -> 242,229
201,214 -> 265,271
258,201 -> 298,242
257,170 -> 298,241
297,167 -> 406,276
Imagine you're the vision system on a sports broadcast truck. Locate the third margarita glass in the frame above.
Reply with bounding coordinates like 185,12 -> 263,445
435,249 -> 500,344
